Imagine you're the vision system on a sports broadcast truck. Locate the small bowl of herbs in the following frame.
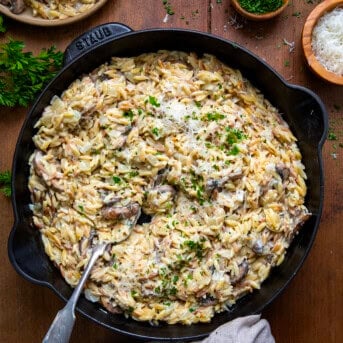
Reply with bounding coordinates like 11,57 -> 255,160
231,0 -> 289,21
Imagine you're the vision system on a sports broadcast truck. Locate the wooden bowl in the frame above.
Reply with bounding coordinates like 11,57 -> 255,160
0,0 -> 108,26
231,0 -> 289,21
302,0 -> 343,86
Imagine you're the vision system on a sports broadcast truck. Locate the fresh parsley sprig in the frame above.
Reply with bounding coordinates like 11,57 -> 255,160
0,170 -> 11,197
0,39 -> 63,107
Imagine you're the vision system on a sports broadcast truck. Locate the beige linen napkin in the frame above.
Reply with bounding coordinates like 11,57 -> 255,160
194,315 -> 275,343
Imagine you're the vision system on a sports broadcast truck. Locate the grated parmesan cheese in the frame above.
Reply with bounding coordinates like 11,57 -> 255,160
312,7 -> 343,76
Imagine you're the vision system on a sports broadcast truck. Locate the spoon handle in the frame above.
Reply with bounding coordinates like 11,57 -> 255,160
42,243 -> 107,343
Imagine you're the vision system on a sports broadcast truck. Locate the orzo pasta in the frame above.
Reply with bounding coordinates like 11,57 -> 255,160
24,0 -> 99,19
28,51 -> 310,325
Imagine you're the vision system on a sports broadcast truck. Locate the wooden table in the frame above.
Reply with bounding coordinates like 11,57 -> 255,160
0,1 -> 342,342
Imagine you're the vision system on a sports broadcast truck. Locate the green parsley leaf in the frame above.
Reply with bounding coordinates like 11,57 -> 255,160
228,145 -> 240,156
112,176 -> 122,184
152,127 -> 159,136
123,109 -> 134,121
328,132 -> 337,140
205,112 -> 225,121
0,40 -> 63,107
129,170 -> 139,177
148,95 -> 160,107
0,170 -> 11,197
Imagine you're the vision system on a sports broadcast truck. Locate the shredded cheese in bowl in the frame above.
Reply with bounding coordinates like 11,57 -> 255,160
312,7 -> 343,76
28,51 -> 310,325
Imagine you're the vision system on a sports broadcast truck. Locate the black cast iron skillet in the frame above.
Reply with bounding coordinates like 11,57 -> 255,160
8,23 -> 328,341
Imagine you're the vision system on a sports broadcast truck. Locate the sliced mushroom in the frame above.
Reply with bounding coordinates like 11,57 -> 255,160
276,163 -> 290,181
101,298 -> 123,314
198,294 -> 217,306
10,0 -> 25,14
102,202 -> 140,221
251,239 -> 264,255
205,170 -> 243,195
0,0 -> 11,6
230,260 -> 249,285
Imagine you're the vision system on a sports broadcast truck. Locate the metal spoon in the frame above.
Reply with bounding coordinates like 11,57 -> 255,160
42,242 -> 107,343
42,206 -> 141,343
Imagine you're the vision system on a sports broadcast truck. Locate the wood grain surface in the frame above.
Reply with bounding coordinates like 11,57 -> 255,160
0,1 -> 342,342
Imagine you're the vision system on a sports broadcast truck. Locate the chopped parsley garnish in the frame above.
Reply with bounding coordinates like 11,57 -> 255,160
183,239 -> 205,259
129,170 -> 139,177
112,176 -> 122,184
148,95 -> 160,107
194,100 -> 202,108
78,205 -> 84,212
228,145 -> 240,156
123,109 -> 135,121
328,132 -> 337,140
0,170 -> 11,197
131,290 -> 138,298
226,127 -> 245,144
162,0 -> 174,15
205,112 -> 225,121
152,127 -> 159,136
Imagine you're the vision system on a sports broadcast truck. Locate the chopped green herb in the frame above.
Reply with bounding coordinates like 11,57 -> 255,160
238,0 -> 283,14
189,307 -> 195,312
78,205 -> 84,212
169,287 -> 177,295
228,145 -> 240,156
292,11 -> 301,18
152,127 -> 159,136
123,109 -> 134,121
129,171 -> 139,177
112,262 -> 118,269
226,127 -> 245,145
131,290 -> 138,298
284,60 -> 290,67
172,275 -> 179,284
328,132 -> 337,140
112,176 -> 122,184
205,112 -> 225,121
162,0 -> 174,15
184,239 -> 205,259
0,170 -> 11,197
194,100 -> 202,108
148,95 -> 160,107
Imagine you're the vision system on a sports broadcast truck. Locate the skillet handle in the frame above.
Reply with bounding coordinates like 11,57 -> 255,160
63,23 -> 133,66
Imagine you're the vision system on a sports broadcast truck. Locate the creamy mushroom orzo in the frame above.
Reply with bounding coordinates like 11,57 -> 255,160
25,0 -> 99,19
28,51 -> 310,325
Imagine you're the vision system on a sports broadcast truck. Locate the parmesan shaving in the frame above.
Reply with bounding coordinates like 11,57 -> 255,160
312,7 -> 343,76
